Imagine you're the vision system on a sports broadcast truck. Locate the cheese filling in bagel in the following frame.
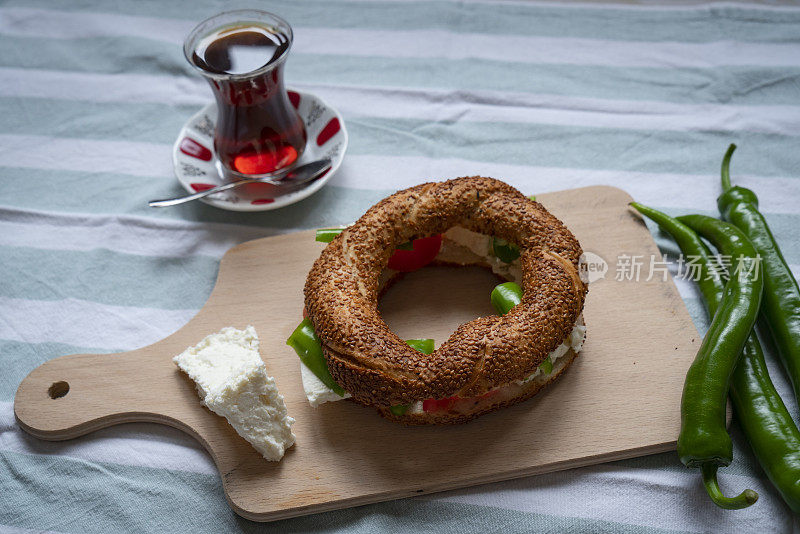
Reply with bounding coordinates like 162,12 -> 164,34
300,226 -> 584,410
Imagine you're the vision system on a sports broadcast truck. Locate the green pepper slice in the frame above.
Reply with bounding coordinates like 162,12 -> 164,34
404,338 -> 435,355
492,238 -> 521,263
286,319 -> 346,397
491,194 -> 535,263
389,404 -> 409,415
490,282 -> 552,377
315,228 -> 344,243
491,282 -> 523,316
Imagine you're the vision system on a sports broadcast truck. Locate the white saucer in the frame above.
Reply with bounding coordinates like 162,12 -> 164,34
172,89 -> 347,212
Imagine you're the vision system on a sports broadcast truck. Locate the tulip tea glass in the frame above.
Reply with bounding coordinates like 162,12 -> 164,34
184,10 -> 306,179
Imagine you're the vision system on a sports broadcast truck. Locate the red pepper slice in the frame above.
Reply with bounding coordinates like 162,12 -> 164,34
422,389 -> 499,412
423,395 -> 459,412
387,234 -> 443,272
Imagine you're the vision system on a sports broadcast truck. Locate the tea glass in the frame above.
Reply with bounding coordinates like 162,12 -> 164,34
183,10 -> 306,180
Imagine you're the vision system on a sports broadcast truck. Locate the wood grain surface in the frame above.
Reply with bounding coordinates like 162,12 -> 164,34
14,185 -> 699,522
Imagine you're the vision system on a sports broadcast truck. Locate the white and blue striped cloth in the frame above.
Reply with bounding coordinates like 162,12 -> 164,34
2,1 -> 800,532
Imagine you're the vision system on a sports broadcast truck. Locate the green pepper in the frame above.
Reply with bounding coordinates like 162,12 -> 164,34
677,214 -> 762,506
389,338 -> 436,415
404,338 -> 435,355
315,228 -> 344,243
289,322 -> 437,397
728,326 -> 800,513
490,282 -> 554,376
717,144 -> 800,410
286,319 -> 346,397
492,238 -> 521,263
491,282 -> 523,316
631,203 -> 759,510
490,195 -> 536,263
389,404 -> 409,416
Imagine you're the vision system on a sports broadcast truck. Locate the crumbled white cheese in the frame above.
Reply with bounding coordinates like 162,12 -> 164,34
300,361 -> 350,407
443,226 -> 492,257
440,227 -> 522,282
173,326 -> 296,461
409,401 -> 424,414
571,323 -> 587,353
515,315 -> 586,386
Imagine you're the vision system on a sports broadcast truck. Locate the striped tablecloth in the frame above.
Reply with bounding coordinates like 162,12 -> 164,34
2,1 -> 799,532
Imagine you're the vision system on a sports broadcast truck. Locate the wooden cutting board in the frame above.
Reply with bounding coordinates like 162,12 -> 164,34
14,185 -> 699,522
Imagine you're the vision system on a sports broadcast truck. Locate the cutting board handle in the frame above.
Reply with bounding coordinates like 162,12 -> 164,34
14,348 -> 196,441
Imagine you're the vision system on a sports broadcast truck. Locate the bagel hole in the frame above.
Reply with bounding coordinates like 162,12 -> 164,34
379,265 -> 502,347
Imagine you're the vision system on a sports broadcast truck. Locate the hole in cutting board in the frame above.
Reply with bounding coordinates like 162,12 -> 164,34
48,381 -> 69,399
378,265 -> 502,346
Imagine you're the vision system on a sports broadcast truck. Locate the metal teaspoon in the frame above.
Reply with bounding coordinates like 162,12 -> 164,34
149,158 -> 332,207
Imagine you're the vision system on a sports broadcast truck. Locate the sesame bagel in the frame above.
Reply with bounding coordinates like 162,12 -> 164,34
303,176 -> 587,423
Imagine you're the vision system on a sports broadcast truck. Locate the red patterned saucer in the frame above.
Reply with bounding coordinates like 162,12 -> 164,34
172,89 -> 347,212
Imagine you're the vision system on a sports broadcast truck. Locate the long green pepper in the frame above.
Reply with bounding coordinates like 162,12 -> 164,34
676,215 -> 763,461
718,144 -> 800,409
682,214 -> 800,514
630,203 -> 759,509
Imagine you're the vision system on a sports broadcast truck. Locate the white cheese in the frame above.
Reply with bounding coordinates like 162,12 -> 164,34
173,326 -> 296,462
571,323 -> 587,353
300,361 -> 351,407
443,226 -> 492,257
440,227 -> 522,282
515,315 -> 586,386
